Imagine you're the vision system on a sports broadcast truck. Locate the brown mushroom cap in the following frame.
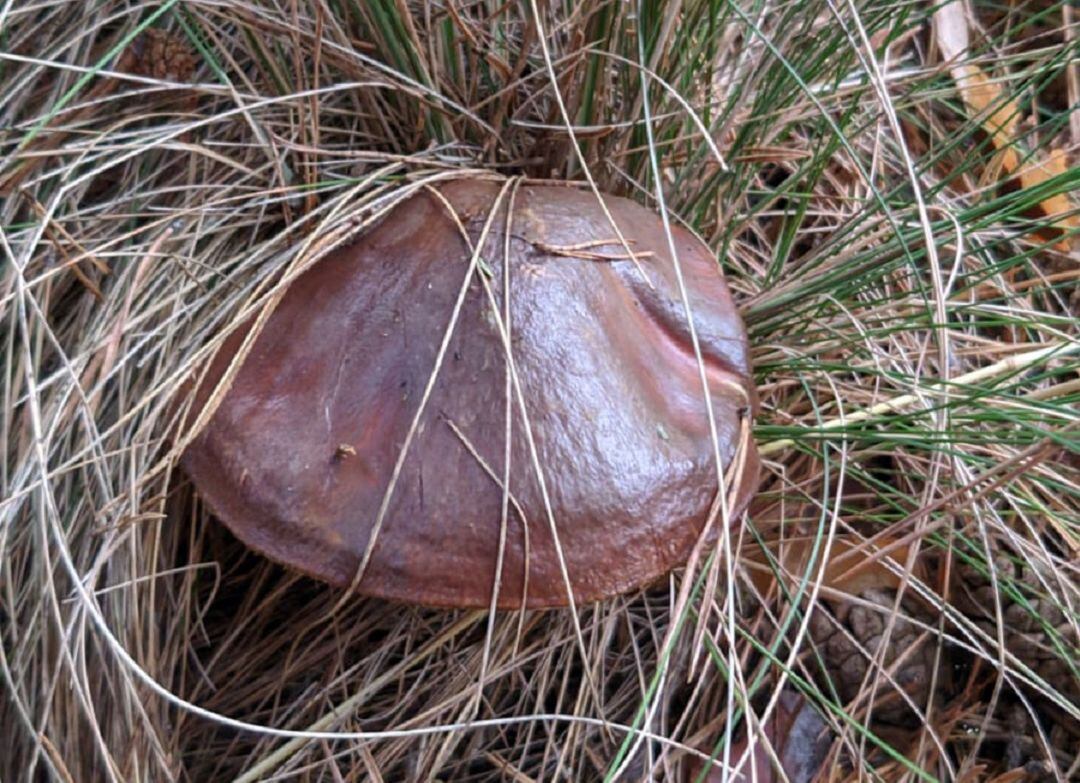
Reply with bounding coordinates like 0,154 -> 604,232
181,180 -> 759,608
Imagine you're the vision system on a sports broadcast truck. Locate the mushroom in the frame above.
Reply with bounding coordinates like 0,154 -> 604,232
180,180 -> 759,608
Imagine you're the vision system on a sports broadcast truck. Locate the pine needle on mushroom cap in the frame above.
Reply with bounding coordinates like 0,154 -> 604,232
1,1 -> 1076,781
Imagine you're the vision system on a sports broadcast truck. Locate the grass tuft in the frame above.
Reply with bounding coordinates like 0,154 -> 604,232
1,0 -> 1076,780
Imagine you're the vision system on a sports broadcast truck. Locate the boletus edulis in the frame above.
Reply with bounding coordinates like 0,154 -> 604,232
180,180 -> 759,609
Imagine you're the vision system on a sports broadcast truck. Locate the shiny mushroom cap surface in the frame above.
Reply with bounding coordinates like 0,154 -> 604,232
181,180 -> 760,608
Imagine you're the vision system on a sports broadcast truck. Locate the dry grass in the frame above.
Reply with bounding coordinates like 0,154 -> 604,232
1,0 -> 1077,781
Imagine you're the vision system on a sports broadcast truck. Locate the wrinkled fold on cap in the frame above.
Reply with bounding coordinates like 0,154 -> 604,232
181,180 -> 760,608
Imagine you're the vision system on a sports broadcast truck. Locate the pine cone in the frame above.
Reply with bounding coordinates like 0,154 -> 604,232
117,29 -> 198,84
955,552 -> 1079,706
808,587 -> 939,725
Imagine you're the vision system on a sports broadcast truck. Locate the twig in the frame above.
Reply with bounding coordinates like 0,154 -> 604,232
760,341 -> 1078,455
